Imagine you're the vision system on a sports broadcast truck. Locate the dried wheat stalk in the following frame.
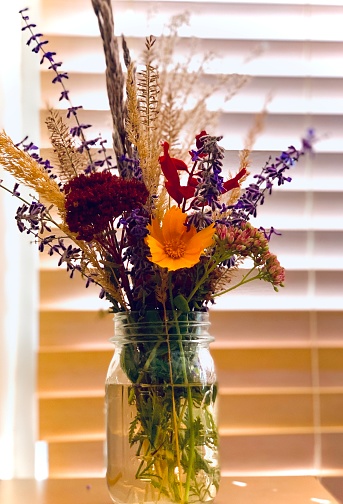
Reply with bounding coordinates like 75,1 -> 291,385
91,0 -> 130,170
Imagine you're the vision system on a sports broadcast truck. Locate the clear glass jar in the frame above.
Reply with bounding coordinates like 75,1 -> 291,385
105,311 -> 220,504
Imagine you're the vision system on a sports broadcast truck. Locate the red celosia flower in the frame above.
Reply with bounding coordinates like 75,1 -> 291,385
64,172 -> 148,241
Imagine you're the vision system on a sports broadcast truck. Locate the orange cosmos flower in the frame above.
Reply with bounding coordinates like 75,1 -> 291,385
145,207 -> 215,271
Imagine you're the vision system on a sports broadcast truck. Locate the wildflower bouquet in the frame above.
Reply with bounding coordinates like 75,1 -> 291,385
0,3 -> 314,504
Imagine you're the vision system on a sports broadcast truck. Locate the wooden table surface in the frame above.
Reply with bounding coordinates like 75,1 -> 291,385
0,476 -> 340,504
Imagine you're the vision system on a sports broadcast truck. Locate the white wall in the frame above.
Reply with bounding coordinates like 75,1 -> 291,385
0,0 -> 40,478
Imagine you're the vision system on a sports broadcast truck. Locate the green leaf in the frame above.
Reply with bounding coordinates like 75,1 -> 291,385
173,294 -> 190,313
128,415 -> 140,444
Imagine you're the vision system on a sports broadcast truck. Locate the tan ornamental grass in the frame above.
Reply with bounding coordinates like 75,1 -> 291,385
0,131 -> 65,213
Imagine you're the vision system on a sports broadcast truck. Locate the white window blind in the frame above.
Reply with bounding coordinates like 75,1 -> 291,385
35,0 -> 343,480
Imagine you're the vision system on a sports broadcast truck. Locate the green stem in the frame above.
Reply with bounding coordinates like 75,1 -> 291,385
166,282 -> 184,502
0,183 -> 32,204
186,260 -> 218,305
169,280 -> 195,503
184,358 -> 195,503
0,182 -> 60,228
128,341 -> 162,404
213,266 -> 262,297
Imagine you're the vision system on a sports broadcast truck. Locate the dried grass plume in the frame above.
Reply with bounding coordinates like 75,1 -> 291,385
0,130 -> 65,212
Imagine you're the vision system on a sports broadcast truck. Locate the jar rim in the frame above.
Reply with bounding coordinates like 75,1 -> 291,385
110,310 -> 212,343
113,310 -> 209,319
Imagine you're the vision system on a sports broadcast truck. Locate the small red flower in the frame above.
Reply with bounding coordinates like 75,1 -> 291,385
159,142 -> 188,185
159,142 -> 197,205
194,130 -> 208,159
222,168 -> 247,193
195,130 -> 208,150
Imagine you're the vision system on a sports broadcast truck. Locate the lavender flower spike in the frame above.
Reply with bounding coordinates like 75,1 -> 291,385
228,129 -> 316,225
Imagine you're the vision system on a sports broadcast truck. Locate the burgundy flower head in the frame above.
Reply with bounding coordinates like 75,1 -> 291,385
64,172 -> 148,241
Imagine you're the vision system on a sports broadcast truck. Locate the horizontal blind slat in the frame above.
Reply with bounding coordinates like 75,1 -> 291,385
41,1 -> 343,42
38,310 -> 343,350
39,110 -> 343,152
41,73 -> 343,115
39,36 -> 343,79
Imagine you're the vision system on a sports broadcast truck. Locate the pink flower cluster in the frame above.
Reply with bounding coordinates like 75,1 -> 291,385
260,251 -> 285,288
216,222 -> 285,288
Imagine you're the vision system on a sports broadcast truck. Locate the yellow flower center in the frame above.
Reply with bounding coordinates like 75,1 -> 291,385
164,239 -> 186,259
